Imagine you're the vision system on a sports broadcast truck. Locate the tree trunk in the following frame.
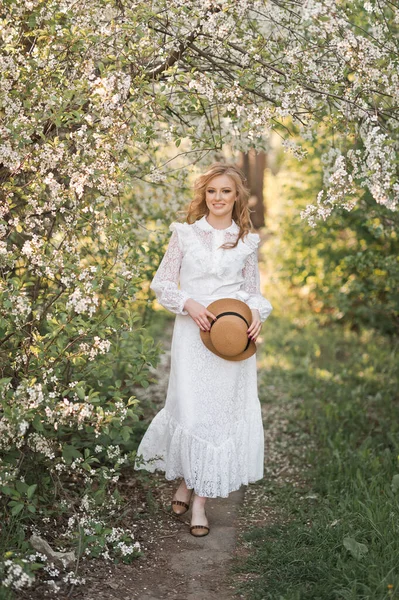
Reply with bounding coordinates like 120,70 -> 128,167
238,150 -> 266,229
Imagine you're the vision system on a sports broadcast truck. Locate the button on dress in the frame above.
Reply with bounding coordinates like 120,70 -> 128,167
133,215 -> 273,498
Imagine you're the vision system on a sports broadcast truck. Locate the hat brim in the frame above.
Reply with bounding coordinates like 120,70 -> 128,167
199,298 -> 257,362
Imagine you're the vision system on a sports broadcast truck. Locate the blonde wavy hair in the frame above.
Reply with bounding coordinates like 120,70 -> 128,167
178,162 -> 253,250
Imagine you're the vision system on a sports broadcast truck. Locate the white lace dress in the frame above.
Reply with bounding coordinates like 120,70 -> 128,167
133,215 -> 273,498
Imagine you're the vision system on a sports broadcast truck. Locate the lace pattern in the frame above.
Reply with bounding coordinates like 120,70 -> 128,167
191,222 -> 238,251
134,312 -> 264,498
241,249 -> 273,322
135,406 -> 264,498
149,218 -> 273,322
149,230 -> 190,315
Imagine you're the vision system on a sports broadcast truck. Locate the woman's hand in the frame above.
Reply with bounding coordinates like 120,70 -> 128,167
184,298 -> 217,331
247,309 -> 262,342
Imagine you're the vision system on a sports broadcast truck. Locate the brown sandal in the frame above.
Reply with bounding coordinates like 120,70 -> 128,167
190,507 -> 210,536
171,489 -> 193,515
190,524 -> 210,537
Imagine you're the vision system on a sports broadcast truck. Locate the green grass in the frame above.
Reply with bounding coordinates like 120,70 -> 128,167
234,296 -> 399,600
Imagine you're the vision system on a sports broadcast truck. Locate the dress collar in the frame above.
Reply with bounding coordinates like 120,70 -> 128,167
195,214 -> 239,234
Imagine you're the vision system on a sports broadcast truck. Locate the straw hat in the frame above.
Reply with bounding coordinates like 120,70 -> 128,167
199,298 -> 256,361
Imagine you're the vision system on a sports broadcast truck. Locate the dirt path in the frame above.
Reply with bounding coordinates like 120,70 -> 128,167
129,490 -> 244,600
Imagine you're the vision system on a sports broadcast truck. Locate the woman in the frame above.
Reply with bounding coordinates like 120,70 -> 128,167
134,162 -> 273,537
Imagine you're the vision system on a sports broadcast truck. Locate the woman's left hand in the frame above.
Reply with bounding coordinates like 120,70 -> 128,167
247,309 -> 262,342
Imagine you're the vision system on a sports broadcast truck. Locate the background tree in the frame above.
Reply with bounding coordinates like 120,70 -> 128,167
239,150 -> 267,229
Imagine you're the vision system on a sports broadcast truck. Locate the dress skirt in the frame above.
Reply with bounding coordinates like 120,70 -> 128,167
134,306 -> 265,498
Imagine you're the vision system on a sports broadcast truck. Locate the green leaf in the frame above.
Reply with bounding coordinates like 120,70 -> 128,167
27,484 -> 37,500
33,414 -> 44,432
109,427 -> 118,440
121,426 -> 131,442
343,537 -> 368,560
11,503 -> 25,516
62,444 -> 83,462
1,485 -> 17,498
16,480 -> 29,495
76,387 -> 86,400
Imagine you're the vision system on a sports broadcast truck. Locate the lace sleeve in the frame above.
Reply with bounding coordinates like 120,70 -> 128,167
149,230 -> 191,315
241,248 -> 273,323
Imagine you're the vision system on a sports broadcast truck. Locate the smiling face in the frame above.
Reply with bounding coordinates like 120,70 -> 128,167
205,174 -> 237,220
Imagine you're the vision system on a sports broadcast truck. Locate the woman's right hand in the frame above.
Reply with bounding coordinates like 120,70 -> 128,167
183,298 -> 217,331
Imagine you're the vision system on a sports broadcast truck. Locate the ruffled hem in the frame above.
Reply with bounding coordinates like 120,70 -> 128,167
133,407 -> 264,498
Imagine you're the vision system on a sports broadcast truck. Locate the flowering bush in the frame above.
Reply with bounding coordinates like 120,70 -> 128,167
1,0 -> 398,593
273,130 -> 399,334
66,516 -> 142,564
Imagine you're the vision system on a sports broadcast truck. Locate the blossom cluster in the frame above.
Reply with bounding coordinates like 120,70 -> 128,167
2,559 -> 34,590
64,513 -> 141,563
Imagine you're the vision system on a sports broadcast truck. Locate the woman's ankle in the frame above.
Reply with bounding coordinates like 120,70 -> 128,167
192,494 -> 207,507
